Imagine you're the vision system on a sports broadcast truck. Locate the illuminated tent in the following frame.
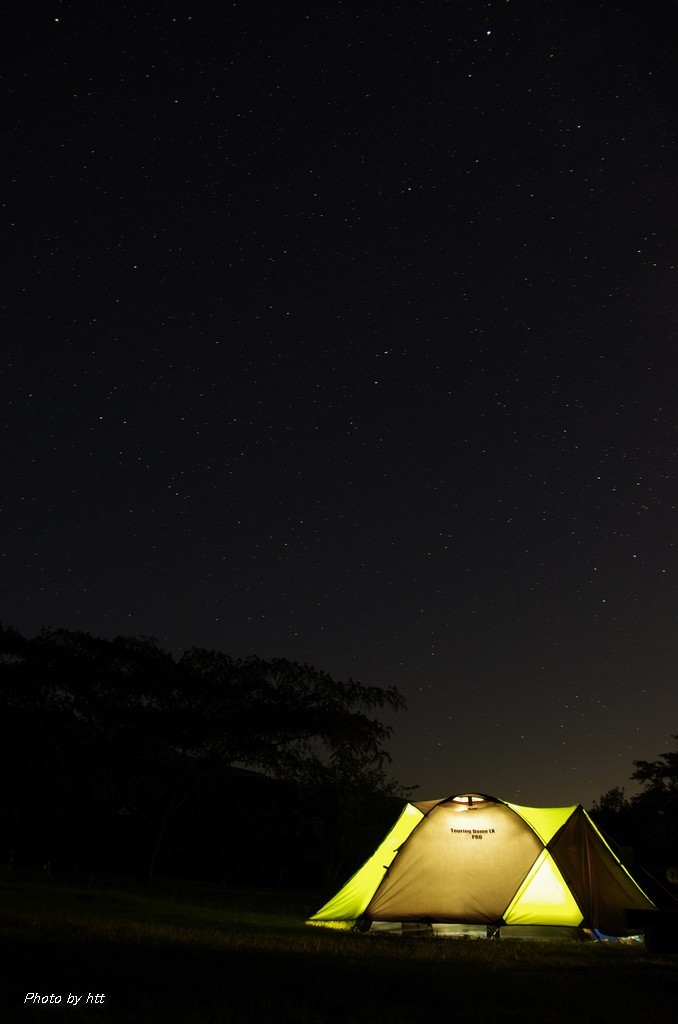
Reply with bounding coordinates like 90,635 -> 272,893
307,793 -> 654,937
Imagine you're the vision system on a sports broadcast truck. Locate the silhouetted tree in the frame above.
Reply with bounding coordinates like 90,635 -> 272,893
631,736 -> 678,852
288,750 -> 412,890
590,736 -> 678,888
589,786 -> 636,853
0,624 -> 407,881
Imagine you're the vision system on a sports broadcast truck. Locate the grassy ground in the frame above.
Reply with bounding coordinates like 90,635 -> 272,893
1,876 -> 676,1023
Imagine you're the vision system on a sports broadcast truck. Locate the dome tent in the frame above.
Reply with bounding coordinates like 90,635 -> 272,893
307,793 -> 654,937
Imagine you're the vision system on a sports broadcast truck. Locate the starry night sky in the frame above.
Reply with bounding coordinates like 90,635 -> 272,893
4,1 -> 678,807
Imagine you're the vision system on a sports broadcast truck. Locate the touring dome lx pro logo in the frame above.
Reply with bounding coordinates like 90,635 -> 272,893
450,828 -> 496,839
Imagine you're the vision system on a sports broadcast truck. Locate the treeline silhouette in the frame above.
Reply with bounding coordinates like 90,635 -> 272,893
590,741 -> 678,902
3,623 -> 676,899
0,624 -> 408,888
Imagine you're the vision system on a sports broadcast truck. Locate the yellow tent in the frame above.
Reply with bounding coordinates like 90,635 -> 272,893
308,793 -> 654,937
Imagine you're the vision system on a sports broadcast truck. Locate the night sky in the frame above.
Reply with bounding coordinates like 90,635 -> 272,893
4,1 -> 678,807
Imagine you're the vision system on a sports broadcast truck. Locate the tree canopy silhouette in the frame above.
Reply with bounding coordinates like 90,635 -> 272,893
0,624 -> 406,880
590,735 -> 678,878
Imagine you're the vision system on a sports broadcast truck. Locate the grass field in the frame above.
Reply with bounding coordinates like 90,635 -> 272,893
1,875 -> 676,1023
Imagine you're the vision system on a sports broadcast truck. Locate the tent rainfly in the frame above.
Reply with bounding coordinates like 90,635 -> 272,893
307,793 -> 654,937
